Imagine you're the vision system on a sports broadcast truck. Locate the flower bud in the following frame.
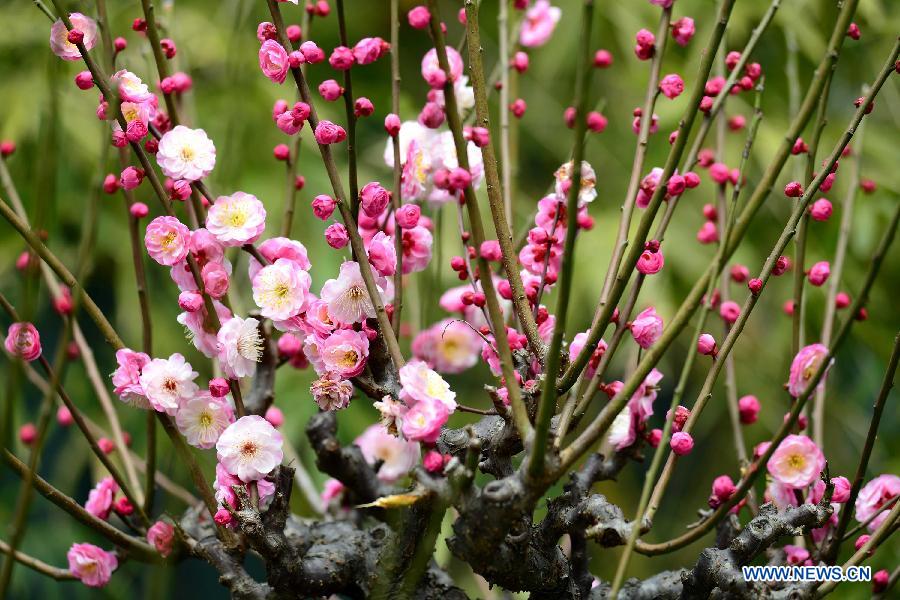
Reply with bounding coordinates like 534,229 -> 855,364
56,405 -> 73,427
810,198 -> 832,221
697,333 -> 717,356
201,263 -> 229,298
74,70 -> 93,90
265,406 -> 284,428
807,261 -> 830,286
670,431 -> 694,455
178,291 -> 204,312
835,292 -> 850,309
209,378 -> 230,398
384,113 -> 401,136
738,395 -> 760,424
407,6 -> 431,29
354,97 -> 374,117
395,204 -> 421,229
593,49 -> 613,67
312,195 -> 336,220
129,202 -> 149,219
360,182 -> 391,217
418,101 -> 445,129
586,111 -> 607,133
325,223 -> 349,248
511,51 -> 529,73
98,438 -> 115,454
509,98 -> 527,118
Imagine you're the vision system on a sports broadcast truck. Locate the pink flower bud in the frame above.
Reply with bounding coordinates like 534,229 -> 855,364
325,223 -> 349,248
299,41 -> 325,64
423,450 -> 445,473
697,221 -> 719,244
329,45 -> 355,70
809,198 -> 832,221
587,111 -> 608,133
264,406 -> 285,428
272,99 -> 289,120
784,181 -> 804,198
647,428 -> 663,448
835,292 -> 850,309
697,333 -> 717,356
593,49 -> 613,67
666,174 -> 686,196
509,98 -> 527,118
846,22 -> 860,40
448,167 -> 472,192
160,38 -> 176,59
830,476 -> 851,503
659,73 -> 684,99
511,51 -> 529,73
408,6 -> 431,30
114,36 -> 127,52
312,194 -> 336,220
730,264 -> 749,283
773,255 -> 791,276
820,172 -> 836,193
209,378 -> 230,398
354,97 -> 374,117
874,569 -> 889,593
120,166 -> 144,190
360,182 -> 391,217
854,534 -> 871,551
314,120 -> 347,144
286,24 -> 302,43
288,51 -> 305,68
199,263 -> 227,298
671,17 -> 695,47
719,300 -> 740,324
470,126 -> 490,147
129,202 -> 149,218
418,101 -> 445,128
384,113 -> 401,136
74,70 -> 93,90
683,171 -> 701,189
67,29 -> 84,45
395,204 -> 421,229
636,249 -> 664,275
98,437 -> 115,454
56,405 -> 74,427
0,140 -> 15,157
318,79 -> 344,101
860,179 -> 876,194
807,261 -> 830,286
19,423 -> 37,445
478,240 -> 501,262
5,322 -> 41,362
670,431 -> 694,455
53,288 -> 74,315
257,22 -> 277,41
177,291 -> 203,313
738,395 -> 760,424
214,508 -> 233,526
710,475 -> 736,507
634,29 -> 656,60
792,137 -> 809,155
273,143 -> 290,161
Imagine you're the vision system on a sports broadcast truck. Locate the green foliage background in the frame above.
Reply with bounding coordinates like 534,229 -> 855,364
0,0 -> 898,597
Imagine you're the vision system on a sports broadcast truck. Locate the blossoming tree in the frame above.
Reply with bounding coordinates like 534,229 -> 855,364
1,0 -> 898,598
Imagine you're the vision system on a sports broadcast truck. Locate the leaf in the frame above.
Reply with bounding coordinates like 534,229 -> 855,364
356,492 -> 427,509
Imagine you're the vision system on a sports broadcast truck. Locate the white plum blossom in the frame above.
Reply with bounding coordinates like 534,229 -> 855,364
216,317 -> 264,379
156,125 -> 217,181
319,261 -> 386,324
138,353 -> 199,415
206,192 -> 267,246
216,415 -> 284,482
175,392 -> 235,449
252,258 -> 312,321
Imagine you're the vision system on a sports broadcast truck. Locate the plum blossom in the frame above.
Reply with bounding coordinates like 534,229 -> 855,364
568,331 -> 608,379
84,477 -> 117,520
554,160 -> 597,207
320,261 -> 386,324
139,353 -> 199,415
50,13 -> 98,60
412,319 -> 482,374
399,359 -> 457,412
216,317 -> 263,378
519,1 -> 562,48
399,225 -> 434,274
216,415 -> 284,481
855,475 -> 900,532
252,258 -> 312,321
607,369 -> 663,450
178,300 -> 232,358
248,237 -> 311,281
767,434 -> 825,488
401,398 -> 448,444
421,47 -> 464,88
630,306 -> 663,349
354,424 -> 420,482
367,231 -> 397,276
206,192 -> 267,246
145,216 -> 191,266
112,70 -> 154,103
67,543 -> 117,588
310,371 -> 354,410
788,343 -> 831,398
147,521 -> 175,557
156,126 -> 217,181
175,392 -> 235,449
110,349 -> 152,407
319,329 -> 370,378
259,39 -> 289,83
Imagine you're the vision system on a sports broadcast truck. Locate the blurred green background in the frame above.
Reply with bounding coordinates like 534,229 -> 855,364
1,0 -> 898,597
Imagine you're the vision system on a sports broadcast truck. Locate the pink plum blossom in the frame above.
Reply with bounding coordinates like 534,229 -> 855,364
310,371 -> 354,410
84,477 -> 117,520
354,424 -> 420,482
216,317 -> 264,378
111,348 -> 151,407
788,343 -> 831,398
50,13 -> 98,60
630,307 -> 663,349
248,237 -> 311,281
421,47 -> 464,87
146,521 -> 175,557
401,397 -> 448,444
367,231 -> 397,276
411,319 -> 482,374
67,543 -> 117,588
519,1 -> 562,48
145,216 -> 191,266
319,329 -> 370,377
399,359 -> 457,411
259,39 -> 290,83
767,434 -> 825,488
855,474 -> 900,532
399,225 -> 434,274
